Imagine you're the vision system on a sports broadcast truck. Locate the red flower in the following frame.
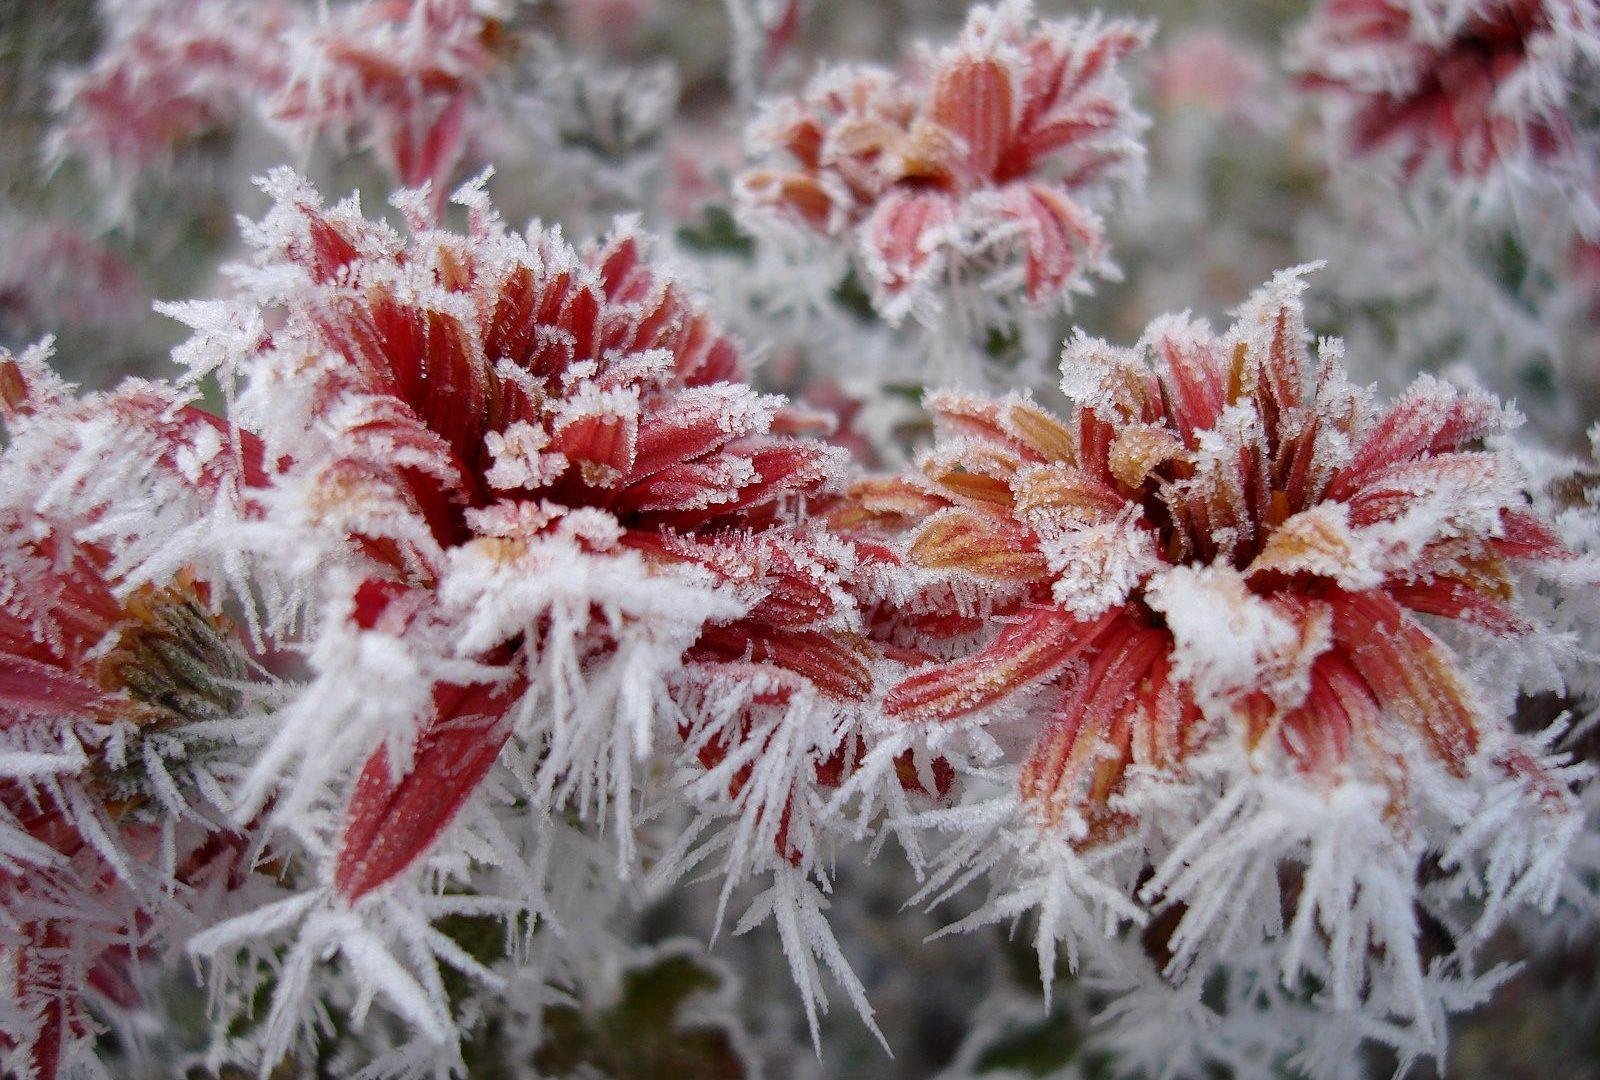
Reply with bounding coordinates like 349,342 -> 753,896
833,266 -> 1570,842
203,173 -> 851,899
271,0 -> 508,197
1293,0 -> 1599,183
736,0 -> 1147,323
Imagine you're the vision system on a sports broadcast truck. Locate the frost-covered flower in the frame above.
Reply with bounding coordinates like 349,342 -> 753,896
159,170 -> 902,1058
270,0 -> 510,197
834,265 -> 1582,1058
1292,0 -> 1600,231
0,222 -> 147,351
174,167 -> 855,885
735,0 -> 1147,335
50,0 -> 293,185
0,344 -> 267,1078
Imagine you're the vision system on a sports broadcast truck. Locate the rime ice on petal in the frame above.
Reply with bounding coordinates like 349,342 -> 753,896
734,0 -> 1149,352
834,266 -> 1582,1063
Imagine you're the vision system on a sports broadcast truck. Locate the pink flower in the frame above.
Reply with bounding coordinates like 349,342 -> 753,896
736,0 -> 1147,325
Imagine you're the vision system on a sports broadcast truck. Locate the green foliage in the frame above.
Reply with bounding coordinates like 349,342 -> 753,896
533,948 -> 751,1079
675,204 -> 755,259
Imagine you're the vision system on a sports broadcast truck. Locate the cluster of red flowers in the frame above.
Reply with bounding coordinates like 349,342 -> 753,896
5,0 -> 1598,1075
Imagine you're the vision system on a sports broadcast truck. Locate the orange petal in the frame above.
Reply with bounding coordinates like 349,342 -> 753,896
908,508 -> 1050,582
928,52 -> 1017,179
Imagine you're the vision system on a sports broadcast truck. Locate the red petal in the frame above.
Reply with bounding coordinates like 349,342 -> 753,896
333,678 -> 521,901
1492,508 -> 1572,562
1279,651 -> 1375,777
908,507 -> 1050,582
862,190 -> 957,298
1327,589 -> 1480,775
1325,382 -> 1502,501
1388,576 -> 1533,636
692,624 -> 872,701
990,184 -> 1101,301
886,607 -> 1117,722
1018,616 -> 1166,823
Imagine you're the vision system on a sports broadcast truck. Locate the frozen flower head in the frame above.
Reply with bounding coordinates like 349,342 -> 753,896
271,0 -> 509,197
168,170 -> 850,907
51,0 -> 293,187
838,266 -> 1580,1053
1292,0 -> 1600,231
160,172 -> 908,1062
735,1 -> 1148,335
0,345 -> 265,1078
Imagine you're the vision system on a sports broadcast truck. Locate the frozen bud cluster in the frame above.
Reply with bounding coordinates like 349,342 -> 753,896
830,265 -> 1584,1061
735,0 -> 1148,335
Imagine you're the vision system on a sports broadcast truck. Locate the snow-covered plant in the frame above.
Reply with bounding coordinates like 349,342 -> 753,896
829,265 -> 1584,1065
734,0 -> 1149,356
